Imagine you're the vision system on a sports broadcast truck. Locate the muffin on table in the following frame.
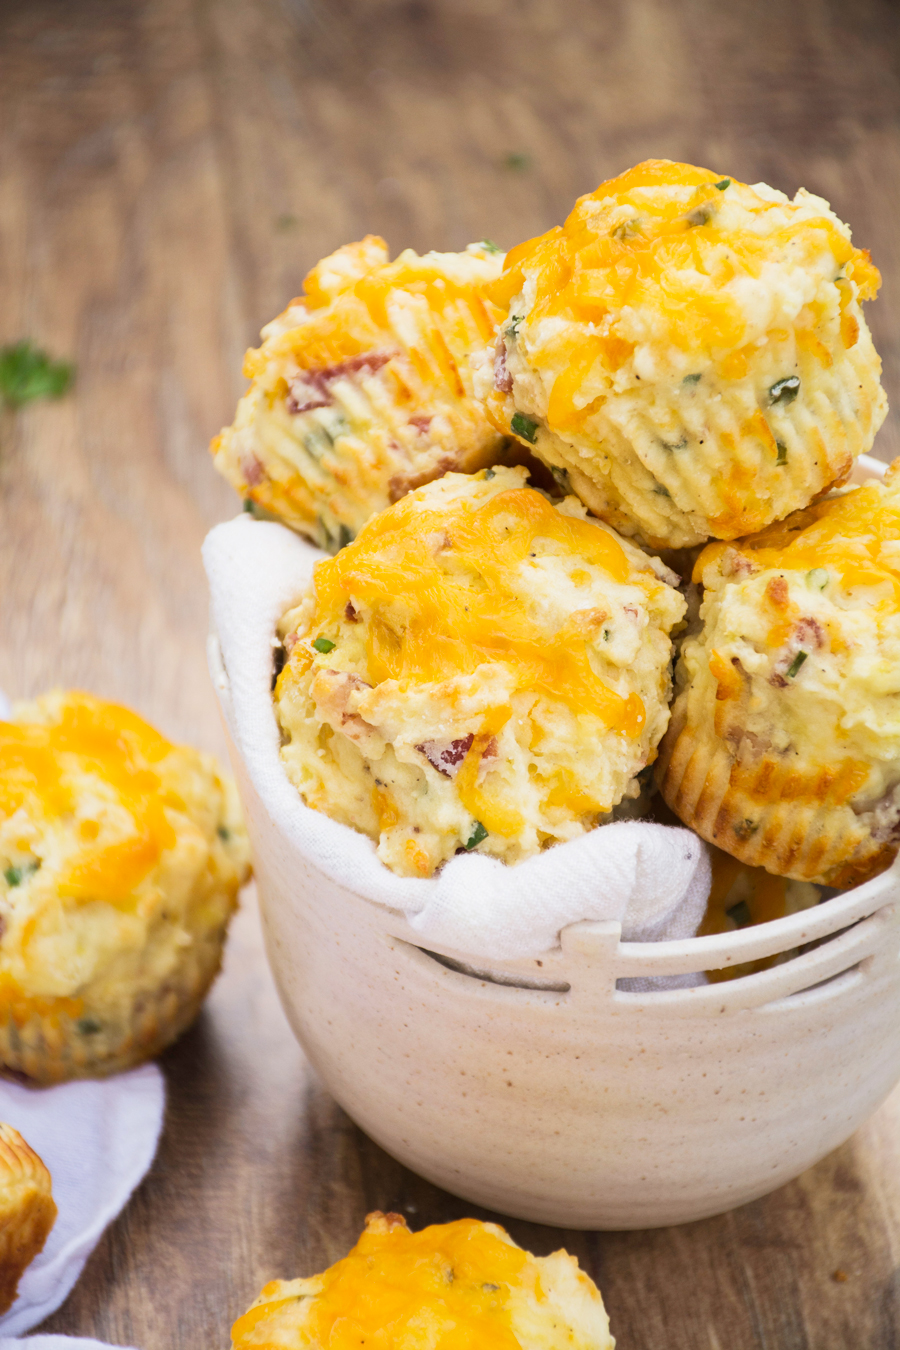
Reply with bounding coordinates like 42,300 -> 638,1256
478,159 -> 886,549
657,460 -> 900,888
0,691 -> 251,1082
0,1123 -> 56,1314
274,464 -> 685,878
231,1210 -> 614,1350
211,236 -> 508,550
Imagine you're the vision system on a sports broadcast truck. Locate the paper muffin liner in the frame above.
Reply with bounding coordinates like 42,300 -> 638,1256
494,307 -> 886,550
0,920 -> 229,1086
0,1122 -> 56,1314
656,692 -> 895,889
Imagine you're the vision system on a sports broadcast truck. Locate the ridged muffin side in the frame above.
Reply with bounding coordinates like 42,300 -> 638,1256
0,691 -> 251,1083
212,237 -> 508,550
476,159 -> 886,549
658,461 -> 900,887
0,1122 -> 56,1314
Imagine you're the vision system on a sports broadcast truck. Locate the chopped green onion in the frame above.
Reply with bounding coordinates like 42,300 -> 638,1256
3,860 -> 39,888
217,825 -> 231,842
480,239 -> 502,254
77,1017 -> 102,1036
484,468 -> 496,480
734,818 -> 758,840
242,498 -> 256,514
312,636 -> 336,654
511,412 -> 539,444
505,314 -> 523,337
776,440 -> 788,466
550,465 -> 571,490
726,899 -> 752,928
602,628 -> 611,641
683,372 -> 702,385
337,524 -> 352,550
786,650 -> 808,678
464,821 -> 488,850
653,484 -> 671,498
714,178 -> 731,191
769,376 -> 800,406
0,340 -> 74,408
807,568 -> 829,591
504,152 -> 531,172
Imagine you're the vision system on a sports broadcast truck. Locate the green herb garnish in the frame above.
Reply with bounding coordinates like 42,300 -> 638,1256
217,825 -> 231,842
464,821 -> 488,850
807,568 -> 829,591
714,178 -> 731,191
77,1017 -> 102,1036
505,315 -> 523,337
733,818 -> 758,840
312,636 -> 336,654
776,440 -> 788,466
726,899 -> 752,928
504,152 -> 531,172
683,373 -> 702,385
480,239 -> 502,254
511,412 -> 539,444
3,860 -> 39,888
242,498 -> 256,514
337,524 -> 353,550
0,341 -> 74,409
484,468 -> 496,480
786,650 -> 808,678
769,376 -> 800,406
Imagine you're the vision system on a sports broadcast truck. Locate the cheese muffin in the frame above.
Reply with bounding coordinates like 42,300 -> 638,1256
0,691 -> 251,1082
212,236 -> 508,550
274,465 -> 685,878
658,460 -> 900,888
0,1123 -> 56,1314
477,159 -> 886,549
231,1211 -> 614,1350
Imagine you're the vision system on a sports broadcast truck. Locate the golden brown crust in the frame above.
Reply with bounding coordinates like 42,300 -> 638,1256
657,711 -> 894,888
0,1123 -> 56,1313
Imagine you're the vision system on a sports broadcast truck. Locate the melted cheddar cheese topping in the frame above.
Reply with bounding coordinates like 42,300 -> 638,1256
212,237 -> 508,550
231,1212 -> 614,1350
0,691 -> 249,1052
476,160 -> 886,549
275,466 -> 684,877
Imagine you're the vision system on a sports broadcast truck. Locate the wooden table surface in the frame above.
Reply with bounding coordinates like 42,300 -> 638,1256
3,1 -> 900,1345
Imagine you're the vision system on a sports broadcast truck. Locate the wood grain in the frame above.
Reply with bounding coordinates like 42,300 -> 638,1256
2,0 -> 900,1346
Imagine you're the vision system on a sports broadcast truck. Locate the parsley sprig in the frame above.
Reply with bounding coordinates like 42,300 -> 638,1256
0,341 -> 74,409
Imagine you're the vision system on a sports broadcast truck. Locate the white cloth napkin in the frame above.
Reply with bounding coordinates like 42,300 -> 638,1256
0,1067 -> 165,1339
0,1340 -> 138,1349
203,516 -> 711,961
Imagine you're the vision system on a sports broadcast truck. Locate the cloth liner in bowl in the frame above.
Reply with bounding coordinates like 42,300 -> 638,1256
203,516 -> 711,963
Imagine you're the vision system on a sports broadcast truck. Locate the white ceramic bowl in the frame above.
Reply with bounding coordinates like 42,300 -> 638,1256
208,454 -> 900,1229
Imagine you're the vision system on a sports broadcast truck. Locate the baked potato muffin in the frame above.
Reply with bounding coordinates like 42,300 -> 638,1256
231,1211 -> 614,1350
0,691 -> 251,1082
477,159 -> 886,549
0,1123 -> 56,1314
212,236 -> 508,550
658,460 -> 900,887
275,465 -> 685,878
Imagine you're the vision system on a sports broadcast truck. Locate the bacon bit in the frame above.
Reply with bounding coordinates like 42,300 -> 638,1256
623,604 -> 639,618
389,454 -> 457,503
243,455 -> 265,487
409,415 -> 433,434
493,336 -> 513,393
286,352 -> 392,414
765,575 -> 789,610
720,547 -> 757,579
283,630 -> 300,654
794,616 -> 825,649
345,602 -> 359,623
416,734 -> 474,778
481,736 -> 498,761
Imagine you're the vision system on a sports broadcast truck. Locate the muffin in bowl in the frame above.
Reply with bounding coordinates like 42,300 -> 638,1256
231,1211 -> 614,1349
0,691 -> 251,1082
0,1123 -> 56,1314
212,236 -> 508,550
478,159 -> 886,549
657,459 -> 900,888
274,465 -> 685,878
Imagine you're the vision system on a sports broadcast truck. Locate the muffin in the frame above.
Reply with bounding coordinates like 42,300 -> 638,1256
657,460 -> 900,888
274,464 -> 685,878
0,690 -> 251,1082
212,236 -> 508,550
0,1123 -> 56,1314
230,1211 -> 614,1350
477,159 -> 886,549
